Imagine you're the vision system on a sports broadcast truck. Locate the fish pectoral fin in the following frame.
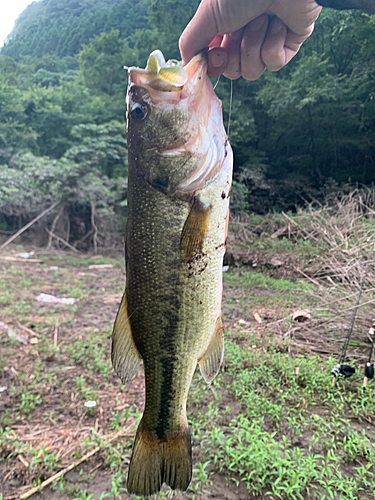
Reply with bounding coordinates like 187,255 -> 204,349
111,292 -> 142,383
198,317 -> 224,385
180,198 -> 211,261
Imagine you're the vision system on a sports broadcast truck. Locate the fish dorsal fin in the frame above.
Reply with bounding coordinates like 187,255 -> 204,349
111,292 -> 142,383
180,198 -> 211,261
198,317 -> 224,384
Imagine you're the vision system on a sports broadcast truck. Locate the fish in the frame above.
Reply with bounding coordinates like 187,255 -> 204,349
111,49 -> 233,496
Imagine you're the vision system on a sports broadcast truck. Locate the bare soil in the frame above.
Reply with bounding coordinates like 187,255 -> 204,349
0,244 -> 374,500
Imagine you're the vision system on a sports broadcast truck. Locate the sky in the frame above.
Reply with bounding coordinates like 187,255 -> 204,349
0,0 -> 38,47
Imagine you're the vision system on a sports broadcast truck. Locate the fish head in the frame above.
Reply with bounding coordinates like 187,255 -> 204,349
126,50 -> 230,196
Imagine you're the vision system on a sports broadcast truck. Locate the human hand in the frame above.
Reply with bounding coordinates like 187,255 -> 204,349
179,0 -> 322,80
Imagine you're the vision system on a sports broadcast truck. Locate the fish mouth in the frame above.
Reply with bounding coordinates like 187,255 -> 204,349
128,50 -> 207,95
126,49 -> 223,175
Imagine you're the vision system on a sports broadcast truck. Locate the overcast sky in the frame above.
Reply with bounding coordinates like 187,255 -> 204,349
0,0 -> 38,47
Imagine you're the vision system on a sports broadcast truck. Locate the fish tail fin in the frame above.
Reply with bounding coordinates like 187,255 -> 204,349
127,418 -> 192,496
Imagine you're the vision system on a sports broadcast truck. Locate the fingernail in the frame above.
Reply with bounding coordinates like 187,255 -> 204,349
209,47 -> 227,68
207,47 -> 228,77
270,19 -> 284,35
248,15 -> 267,32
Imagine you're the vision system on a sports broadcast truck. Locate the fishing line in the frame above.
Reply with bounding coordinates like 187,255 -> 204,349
209,384 -> 218,398
213,75 -> 221,90
226,79 -> 233,138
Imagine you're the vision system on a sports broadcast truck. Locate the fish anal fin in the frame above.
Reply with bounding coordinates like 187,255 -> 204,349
127,419 -> 192,496
198,317 -> 224,384
180,198 -> 211,261
111,292 -> 142,383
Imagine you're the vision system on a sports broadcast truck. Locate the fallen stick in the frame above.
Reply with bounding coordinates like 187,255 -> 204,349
292,266 -> 323,289
270,225 -> 288,240
0,201 -> 60,251
73,228 -> 94,248
54,320 -> 59,348
281,211 -> 298,226
45,229 -> 80,253
0,256 -> 41,262
17,322 -> 42,338
20,427 -> 133,499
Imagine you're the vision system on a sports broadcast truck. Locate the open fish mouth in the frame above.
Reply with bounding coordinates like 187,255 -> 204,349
125,48 -> 225,197
128,49 -> 206,92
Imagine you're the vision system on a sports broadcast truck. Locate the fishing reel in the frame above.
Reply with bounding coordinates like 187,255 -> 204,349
331,364 -> 355,379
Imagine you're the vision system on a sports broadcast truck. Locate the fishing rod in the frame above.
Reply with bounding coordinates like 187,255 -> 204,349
363,323 -> 375,390
331,241 -> 375,386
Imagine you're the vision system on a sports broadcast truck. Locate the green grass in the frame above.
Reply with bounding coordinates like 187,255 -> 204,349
224,270 -> 313,292
186,329 -> 375,499
1,249 -> 375,499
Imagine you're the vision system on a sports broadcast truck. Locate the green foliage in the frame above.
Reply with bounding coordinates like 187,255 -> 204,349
0,0 -> 374,244
2,0 -> 148,59
216,10 -> 375,211
147,0 -> 200,58
66,121 -> 127,178
0,151 -> 127,247
78,30 -> 135,95
0,77 -> 39,163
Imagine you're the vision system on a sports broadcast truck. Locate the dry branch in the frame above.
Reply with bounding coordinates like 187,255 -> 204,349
47,206 -> 64,250
0,257 -> 41,262
262,189 -> 375,360
20,427 -> 134,500
91,202 -> 98,254
45,229 -> 79,253
0,201 -> 60,251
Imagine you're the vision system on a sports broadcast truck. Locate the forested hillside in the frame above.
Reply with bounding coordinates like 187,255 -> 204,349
0,0 -> 374,248
2,0 -> 149,58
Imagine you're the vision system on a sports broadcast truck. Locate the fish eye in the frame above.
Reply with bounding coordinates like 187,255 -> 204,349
130,102 -> 148,122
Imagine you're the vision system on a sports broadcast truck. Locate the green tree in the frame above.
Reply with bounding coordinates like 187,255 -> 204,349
147,0 -> 200,58
65,121 -> 127,178
78,30 -> 135,95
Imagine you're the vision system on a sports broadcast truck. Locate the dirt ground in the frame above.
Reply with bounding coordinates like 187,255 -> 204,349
0,245 -> 280,500
1,244 -> 374,500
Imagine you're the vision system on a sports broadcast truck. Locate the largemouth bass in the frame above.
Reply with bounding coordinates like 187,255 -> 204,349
112,49 -> 233,496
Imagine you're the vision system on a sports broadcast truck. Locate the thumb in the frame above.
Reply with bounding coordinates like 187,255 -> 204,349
179,0 -> 219,65
179,0 -> 274,65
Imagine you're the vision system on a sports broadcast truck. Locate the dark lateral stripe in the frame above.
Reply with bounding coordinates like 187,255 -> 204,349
155,357 -> 175,439
155,289 -> 181,439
